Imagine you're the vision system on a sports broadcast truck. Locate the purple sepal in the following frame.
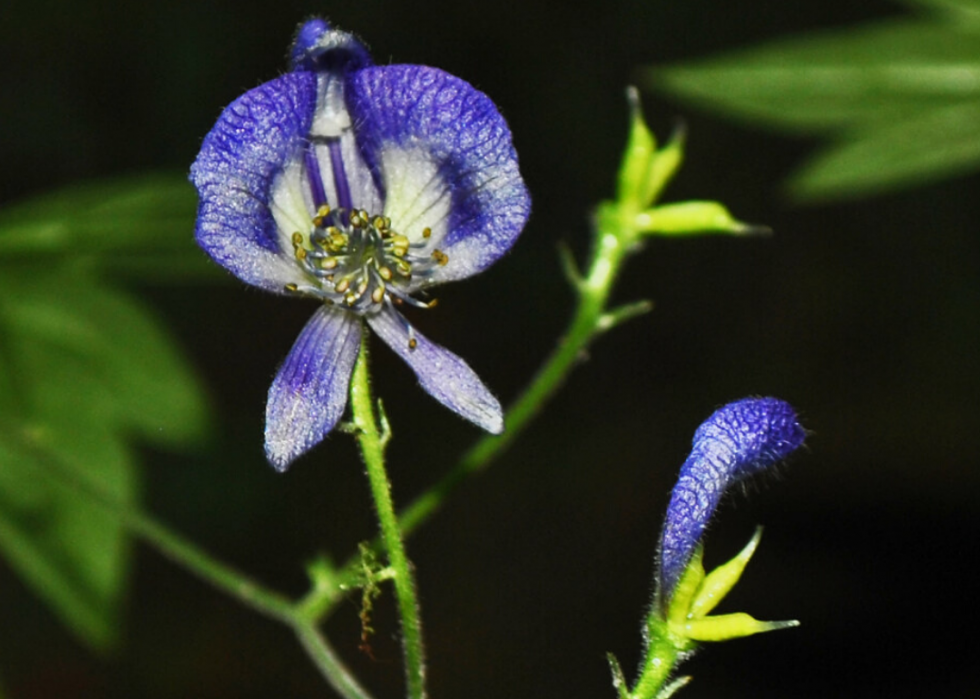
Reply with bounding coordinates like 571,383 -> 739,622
190,72 -> 317,292
289,19 -> 372,74
265,306 -> 362,471
367,308 -> 503,434
348,65 -> 530,282
658,397 -> 805,601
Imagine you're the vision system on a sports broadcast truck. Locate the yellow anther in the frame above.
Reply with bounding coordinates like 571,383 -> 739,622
321,257 -> 338,270
284,283 -> 299,293
350,209 -> 370,228
335,279 -> 350,294
408,338 -> 418,350
295,247 -> 307,261
345,292 -> 358,305
422,227 -> 432,239
426,298 -> 439,308
312,206 -> 331,228
432,249 -> 449,266
329,231 -> 348,252
391,234 -> 410,256
373,215 -> 387,230
292,232 -> 304,245
378,266 -> 393,281
371,285 -> 386,304
394,258 -> 412,276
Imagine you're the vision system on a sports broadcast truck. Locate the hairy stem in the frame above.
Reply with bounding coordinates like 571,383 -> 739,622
309,219 -> 637,611
349,337 -> 427,699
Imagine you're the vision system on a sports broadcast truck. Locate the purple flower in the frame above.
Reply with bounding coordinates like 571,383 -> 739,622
190,20 -> 530,471
658,397 -> 805,601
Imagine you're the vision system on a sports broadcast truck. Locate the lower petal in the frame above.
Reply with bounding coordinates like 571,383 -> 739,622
265,306 -> 362,470
367,308 -> 503,434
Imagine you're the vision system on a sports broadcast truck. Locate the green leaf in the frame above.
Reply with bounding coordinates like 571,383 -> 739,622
644,12 -> 980,200
0,269 -> 209,649
0,418 -> 134,650
788,99 -> 980,199
0,272 -> 209,446
901,0 -> 980,26
0,173 -> 218,280
648,19 -> 980,132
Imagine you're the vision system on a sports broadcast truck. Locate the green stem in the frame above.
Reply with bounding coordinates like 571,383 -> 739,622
309,218 -> 637,609
293,622 -> 376,699
350,337 -> 427,699
121,497 -> 297,623
138,510 -> 373,699
11,424 -> 374,699
399,224 -> 631,535
630,621 -> 684,699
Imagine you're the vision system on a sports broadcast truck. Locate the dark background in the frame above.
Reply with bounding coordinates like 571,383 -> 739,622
2,0 -> 978,697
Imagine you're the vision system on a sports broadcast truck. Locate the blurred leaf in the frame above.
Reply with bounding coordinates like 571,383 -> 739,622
0,419 -> 134,650
787,100 -> 980,199
0,173 -> 219,280
645,8 -> 980,201
0,268 -> 209,649
1,273 -> 209,445
900,0 -> 980,24
649,20 -> 980,131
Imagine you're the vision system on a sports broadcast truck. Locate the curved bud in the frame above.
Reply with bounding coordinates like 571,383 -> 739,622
658,397 -> 805,603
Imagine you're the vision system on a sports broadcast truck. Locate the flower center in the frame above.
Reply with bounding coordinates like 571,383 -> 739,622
285,204 -> 448,315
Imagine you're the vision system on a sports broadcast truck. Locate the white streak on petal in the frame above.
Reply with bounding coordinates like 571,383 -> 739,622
341,129 -> 383,213
381,147 -> 452,247
265,306 -> 362,471
271,156 -> 314,251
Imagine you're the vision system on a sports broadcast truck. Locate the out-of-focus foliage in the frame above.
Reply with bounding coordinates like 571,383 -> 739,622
0,174 -> 211,649
645,0 -> 980,202
0,173 -> 217,280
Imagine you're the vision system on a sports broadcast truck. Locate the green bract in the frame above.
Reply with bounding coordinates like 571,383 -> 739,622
624,531 -> 798,699
600,89 -> 762,244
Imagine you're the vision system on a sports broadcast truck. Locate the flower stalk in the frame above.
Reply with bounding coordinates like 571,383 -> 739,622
301,86 -> 768,623
350,336 -> 427,699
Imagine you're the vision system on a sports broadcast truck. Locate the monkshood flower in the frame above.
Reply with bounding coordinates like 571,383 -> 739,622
658,397 -> 805,604
191,20 -> 530,470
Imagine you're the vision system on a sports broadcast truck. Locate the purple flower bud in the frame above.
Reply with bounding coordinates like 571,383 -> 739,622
658,397 -> 805,602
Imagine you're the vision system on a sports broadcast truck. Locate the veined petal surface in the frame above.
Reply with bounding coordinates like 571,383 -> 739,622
367,308 -> 503,434
265,305 -> 362,471
191,72 -> 318,292
348,65 -> 530,285
658,397 -> 805,600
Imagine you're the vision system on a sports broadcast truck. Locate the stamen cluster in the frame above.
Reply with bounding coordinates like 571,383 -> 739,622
286,205 -> 449,315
